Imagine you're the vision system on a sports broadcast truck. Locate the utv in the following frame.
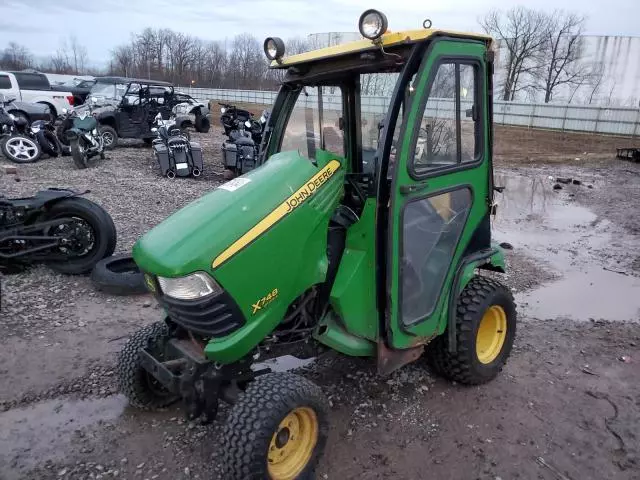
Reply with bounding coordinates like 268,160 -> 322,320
86,77 -> 207,146
118,10 -> 515,479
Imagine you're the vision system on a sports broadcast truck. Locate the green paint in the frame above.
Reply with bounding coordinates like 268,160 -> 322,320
314,311 -> 376,357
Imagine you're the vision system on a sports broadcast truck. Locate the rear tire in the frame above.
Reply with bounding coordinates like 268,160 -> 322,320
37,129 -> 61,157
194,114 -> 210,133
117,322 -> 179,409
43,197 -> 117,274
222,373 -> 329,480
99,125 -> 118,150
427,276 -> 516,385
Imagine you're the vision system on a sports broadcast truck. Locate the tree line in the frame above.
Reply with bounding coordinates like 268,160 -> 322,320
0,8 -> 632,105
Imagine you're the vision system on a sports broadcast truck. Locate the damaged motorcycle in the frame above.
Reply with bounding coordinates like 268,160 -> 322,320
0,189 -> 117,274
151,113 -> 203,179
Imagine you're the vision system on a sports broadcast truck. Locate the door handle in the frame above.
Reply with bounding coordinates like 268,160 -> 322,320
400,181 -> 429,194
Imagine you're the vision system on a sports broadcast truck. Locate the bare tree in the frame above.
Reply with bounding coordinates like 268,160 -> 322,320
68,35 -> 88,74
533,12 -> 588,103
0,42 -> 33,70
480,7 -> 550,101
111,45 -> 135,77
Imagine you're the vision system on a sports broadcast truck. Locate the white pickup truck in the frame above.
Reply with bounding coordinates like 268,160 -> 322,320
0,71 -> 74,118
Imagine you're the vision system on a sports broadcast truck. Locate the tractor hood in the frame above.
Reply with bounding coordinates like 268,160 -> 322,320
133,151 -> 342,278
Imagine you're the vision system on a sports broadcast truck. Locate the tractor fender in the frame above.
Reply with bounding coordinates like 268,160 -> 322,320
444,246 -> 506,353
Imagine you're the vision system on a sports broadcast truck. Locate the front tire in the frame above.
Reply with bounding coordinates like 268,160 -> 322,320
222,373 -> 329,480
42,197 -> 117,274
427,276 -> 516,385
36,129 -> 62,157
117,322 -> 179,409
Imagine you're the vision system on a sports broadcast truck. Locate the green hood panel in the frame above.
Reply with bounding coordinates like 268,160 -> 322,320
134,152 -> 330,276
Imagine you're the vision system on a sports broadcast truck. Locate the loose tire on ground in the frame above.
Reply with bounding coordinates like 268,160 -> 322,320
222,373 -> 329,480
194,114 -> 210,133
43,197 -> 117,275
91,254 -> 147,295
117,322 -> 179,409
427,275 -> 516,385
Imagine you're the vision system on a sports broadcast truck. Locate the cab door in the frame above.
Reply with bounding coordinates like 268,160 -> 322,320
387,39 -> 490,349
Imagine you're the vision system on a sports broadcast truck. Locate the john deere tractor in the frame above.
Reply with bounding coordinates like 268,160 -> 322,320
118,10 -> 516,479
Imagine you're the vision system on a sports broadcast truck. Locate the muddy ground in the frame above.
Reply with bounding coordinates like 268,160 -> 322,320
1,125 -> 639,480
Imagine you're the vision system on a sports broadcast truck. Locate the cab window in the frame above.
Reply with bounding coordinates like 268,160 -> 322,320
411,61 -> 481,175
280,86 -> 344,159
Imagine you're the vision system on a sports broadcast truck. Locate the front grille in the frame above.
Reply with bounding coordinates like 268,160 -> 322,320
159,291 -> 245,338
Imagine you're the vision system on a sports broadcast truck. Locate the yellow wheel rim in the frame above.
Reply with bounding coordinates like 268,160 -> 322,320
267,407 -> 319,480
476,305 -> 508,364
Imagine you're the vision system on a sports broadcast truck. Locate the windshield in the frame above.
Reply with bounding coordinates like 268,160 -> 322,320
90,82 -> 127,101
279,86 -> 344,160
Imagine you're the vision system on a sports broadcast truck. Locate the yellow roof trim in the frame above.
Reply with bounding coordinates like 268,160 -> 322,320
270,29 -> 492,68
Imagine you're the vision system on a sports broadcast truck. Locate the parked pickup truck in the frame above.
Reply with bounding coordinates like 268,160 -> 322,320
0,71 -> 74,118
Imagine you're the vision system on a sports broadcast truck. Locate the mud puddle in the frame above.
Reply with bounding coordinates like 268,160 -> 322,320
493,172 -> 640,322
0,395 -> 127,478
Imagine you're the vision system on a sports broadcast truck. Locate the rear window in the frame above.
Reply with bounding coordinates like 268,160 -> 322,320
13,73 -> 50,90
0,75 -> 11,89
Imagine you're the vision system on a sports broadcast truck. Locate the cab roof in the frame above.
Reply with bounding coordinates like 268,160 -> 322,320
270,28 -> 493,69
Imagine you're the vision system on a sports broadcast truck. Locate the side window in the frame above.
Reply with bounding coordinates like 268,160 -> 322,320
280,87 -> 344,160
412,60 -> 481,174
0,75 -> 11,89
13,73 -> 49,90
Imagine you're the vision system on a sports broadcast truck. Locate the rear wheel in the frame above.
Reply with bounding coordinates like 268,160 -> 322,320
42,197 -> 117,274
222,373 -> 329,480
117,322 -> 179,409
99,125 -> 117,150
36,129 -> 62,157
427,276 -> 516,385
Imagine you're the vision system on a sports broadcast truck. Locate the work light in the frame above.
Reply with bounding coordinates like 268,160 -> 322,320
157,272 -> 222,300
264,37 -> 285,61
359,9 -> 388,41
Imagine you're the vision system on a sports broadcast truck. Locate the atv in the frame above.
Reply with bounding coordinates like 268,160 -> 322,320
0,189 -> 117,274
118,10 -> 515,480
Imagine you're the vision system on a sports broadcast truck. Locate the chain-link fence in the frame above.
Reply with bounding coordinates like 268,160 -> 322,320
180,87 -> 640,137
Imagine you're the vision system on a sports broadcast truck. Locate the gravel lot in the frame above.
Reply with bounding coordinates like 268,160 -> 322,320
1,125 -> 639,480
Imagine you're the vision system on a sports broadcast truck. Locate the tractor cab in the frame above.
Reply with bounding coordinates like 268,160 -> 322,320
124,11 -> 515,480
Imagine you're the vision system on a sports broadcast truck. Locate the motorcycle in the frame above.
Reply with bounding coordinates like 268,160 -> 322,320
220,104 -> 270,179
0,97 -> 41,163
0,188 -> 117,275
64,106 -> 106,169
151,113 -> 203,179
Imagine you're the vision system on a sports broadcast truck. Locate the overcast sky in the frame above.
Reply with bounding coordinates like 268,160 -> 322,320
1,0 -> 638,67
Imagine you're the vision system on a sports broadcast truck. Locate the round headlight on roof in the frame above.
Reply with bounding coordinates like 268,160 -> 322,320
359,9 -> 388,40
264,37 -> 285,61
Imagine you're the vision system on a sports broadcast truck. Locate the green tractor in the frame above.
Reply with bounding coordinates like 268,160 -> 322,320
118,10 -> 516,479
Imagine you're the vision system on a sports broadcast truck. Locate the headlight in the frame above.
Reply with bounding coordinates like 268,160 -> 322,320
358,9 -> 388,40
157,272 -> 222,300
220,107 -> 226,114
245,120 -> 252,128
263,37 -> 285,61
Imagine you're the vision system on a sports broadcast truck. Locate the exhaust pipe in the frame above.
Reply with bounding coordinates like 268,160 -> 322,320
166,169 -> 176,179
192,168 -> 201,177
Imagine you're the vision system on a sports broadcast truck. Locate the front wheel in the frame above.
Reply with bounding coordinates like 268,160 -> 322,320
117,322 -> 179,409
70,139 -> 88,169
36,129 -> 62,157
99,125 -> 118,150
1,135 -> 41,163
222,373 -> 329,480
42,197 -> 117,274
427,276 -> 517,385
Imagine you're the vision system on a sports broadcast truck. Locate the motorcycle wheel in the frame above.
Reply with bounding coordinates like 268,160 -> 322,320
99,125 -> 118,150
194,114 -> 210,133
70,139 -> 89,169
40,197 -> 117,275
56,120 -> 71,146
1,135 -> 41,163
36,129 -> 62,157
